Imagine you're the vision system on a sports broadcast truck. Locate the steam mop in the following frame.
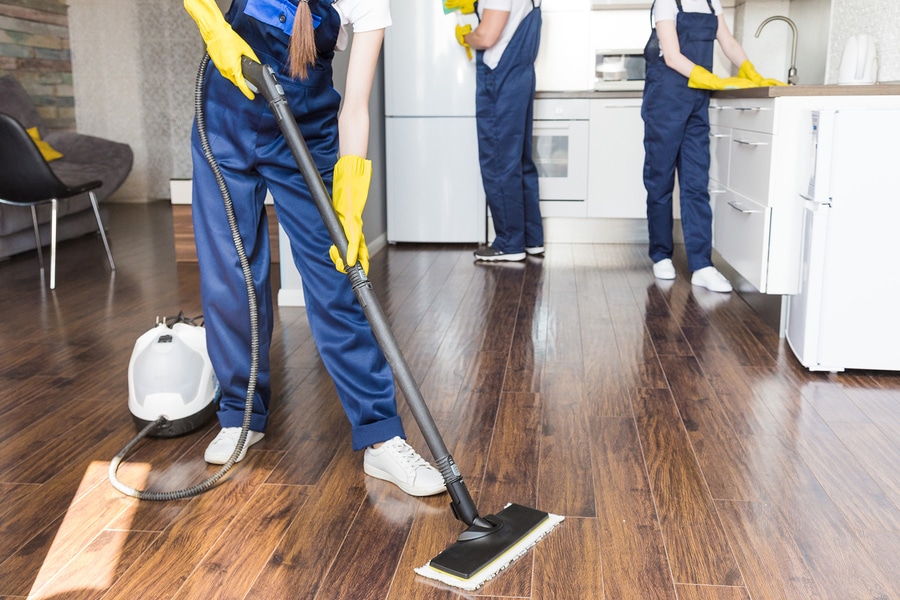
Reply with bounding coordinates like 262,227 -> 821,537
239,57 -> 562,591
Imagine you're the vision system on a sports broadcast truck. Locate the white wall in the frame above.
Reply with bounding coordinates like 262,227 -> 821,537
788,0 -> 831,84
733,1 -> 793,81
68,0 -> 200,202
827,0 -> 899,83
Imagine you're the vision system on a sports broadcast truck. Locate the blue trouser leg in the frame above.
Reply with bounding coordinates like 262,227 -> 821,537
258,145 -> 403,450
191,123 -> 274,433
677,97 -> 713,272
642,94 -> 681,265
521,98 -> 543,249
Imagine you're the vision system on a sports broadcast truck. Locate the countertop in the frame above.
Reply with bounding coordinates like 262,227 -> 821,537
536,90 -> 643,100
536,84 -> 900,101
712,83 -> 900,98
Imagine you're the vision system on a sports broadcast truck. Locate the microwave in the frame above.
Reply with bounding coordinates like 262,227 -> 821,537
595,49 -> 646,91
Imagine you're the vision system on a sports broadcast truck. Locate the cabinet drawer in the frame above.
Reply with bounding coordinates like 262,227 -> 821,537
729,129 -> 772,202
534,98 -> 591,120
709,125 -> 730,185
709,100 -> 774,132
713,190 -> 770,292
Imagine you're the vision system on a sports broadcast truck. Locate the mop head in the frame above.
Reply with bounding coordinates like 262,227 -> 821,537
415,503 -> 564,591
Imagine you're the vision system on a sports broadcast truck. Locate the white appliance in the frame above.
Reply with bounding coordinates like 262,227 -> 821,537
532,98 -> 590,216
594,49 -> 645,91
384,0 -> 486,243
838,34 -> 878,85
785,109 -> 900,372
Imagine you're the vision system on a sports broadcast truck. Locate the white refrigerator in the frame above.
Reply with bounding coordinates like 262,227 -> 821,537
785,109 -> 900,373
384,0 -> 486,243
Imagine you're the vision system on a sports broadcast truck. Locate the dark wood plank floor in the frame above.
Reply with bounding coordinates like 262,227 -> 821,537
1,201 -> 898,599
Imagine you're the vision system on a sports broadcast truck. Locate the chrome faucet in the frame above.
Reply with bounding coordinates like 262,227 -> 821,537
755,16 -> 798,85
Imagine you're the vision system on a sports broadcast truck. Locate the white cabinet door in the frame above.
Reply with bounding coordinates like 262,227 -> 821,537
587,99 -> 646,218
386,117 -> 485,243
713,190 -> 771,292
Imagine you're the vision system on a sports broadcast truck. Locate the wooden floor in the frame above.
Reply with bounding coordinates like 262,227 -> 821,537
1,202 -> 898,600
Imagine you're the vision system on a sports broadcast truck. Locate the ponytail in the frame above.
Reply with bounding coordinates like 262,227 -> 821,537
288,0 -> 316,79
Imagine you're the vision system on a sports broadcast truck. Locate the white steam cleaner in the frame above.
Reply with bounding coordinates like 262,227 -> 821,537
127,313 -> 220,438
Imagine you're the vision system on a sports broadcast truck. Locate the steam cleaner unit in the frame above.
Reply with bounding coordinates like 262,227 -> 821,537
127,313 -> 219,438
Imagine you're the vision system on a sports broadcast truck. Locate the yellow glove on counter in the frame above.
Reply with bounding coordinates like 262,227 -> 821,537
688,65 -> 757,90
444,0 -> 476,14
738,60 -> 787,87
184,0 -> 260,100
455,24 -> 473,61
329,155 -> 371,275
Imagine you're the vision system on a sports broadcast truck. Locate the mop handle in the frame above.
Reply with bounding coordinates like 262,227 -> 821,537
240,58 -> 486,528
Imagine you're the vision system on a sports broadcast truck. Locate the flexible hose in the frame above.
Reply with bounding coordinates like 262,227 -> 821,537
108,53 -> 260,500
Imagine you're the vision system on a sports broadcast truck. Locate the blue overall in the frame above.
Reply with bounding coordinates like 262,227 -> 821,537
476,3 -> 543,255
641,0 -> 717,272
190,0 -> 404,450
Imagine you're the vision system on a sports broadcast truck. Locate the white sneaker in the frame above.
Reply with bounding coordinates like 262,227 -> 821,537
691,266 -> 733,293
652,258 -> 676,280
204,427 -> 265,465
363,436 -> 446,497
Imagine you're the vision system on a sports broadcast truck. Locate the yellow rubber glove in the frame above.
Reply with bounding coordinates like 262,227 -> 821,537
444,0 -> 476,14
738,60 -> 787,87
455,24 -> 473,61
328,155 -> 372,275
184,0 -> 260,100
687,65 -> 757,90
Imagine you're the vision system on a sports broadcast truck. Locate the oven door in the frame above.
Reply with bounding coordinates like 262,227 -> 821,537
533,119 -> 590,216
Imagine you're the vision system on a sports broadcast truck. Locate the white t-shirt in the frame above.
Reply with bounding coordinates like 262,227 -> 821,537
334,0 -> 391,51
652,0 -> 722,24
477,0 -> 538,70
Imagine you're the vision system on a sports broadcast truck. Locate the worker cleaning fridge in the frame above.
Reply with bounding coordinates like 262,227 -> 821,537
383,0 -> 487,243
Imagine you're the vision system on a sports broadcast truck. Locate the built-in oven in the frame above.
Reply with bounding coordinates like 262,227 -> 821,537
532,98 -> 590,217
594,49 -> 646,91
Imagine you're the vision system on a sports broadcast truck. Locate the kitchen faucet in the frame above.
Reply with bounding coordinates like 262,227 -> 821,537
755,16 -> 798,85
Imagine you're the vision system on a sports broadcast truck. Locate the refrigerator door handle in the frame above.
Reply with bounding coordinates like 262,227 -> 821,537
727,200 -> 762,214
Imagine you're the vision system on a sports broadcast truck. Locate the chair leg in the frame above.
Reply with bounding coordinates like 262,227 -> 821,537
89,191 -> 116,271
50,198 -> 58,289
29,205 -> 45,272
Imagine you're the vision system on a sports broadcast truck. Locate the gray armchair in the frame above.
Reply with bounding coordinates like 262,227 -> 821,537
0,75 -> 133,261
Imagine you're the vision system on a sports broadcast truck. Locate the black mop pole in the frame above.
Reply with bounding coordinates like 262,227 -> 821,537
240,58 -> 492,534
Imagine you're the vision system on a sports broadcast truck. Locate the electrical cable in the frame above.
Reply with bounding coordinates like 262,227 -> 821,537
108,53 -> 260,500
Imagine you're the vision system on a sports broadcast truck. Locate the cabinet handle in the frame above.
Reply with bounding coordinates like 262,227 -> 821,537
709,133 -> 729,138
733,139 -> 768,146
708,188 -> 727,194
727,200 -> 761,214
734,107 -> 765,112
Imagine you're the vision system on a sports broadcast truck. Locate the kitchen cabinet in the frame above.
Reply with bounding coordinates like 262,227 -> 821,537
587,98 -> 646,218
531,92 -> 648,244
708,97 -> 783,293
709,86 -> 900,295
